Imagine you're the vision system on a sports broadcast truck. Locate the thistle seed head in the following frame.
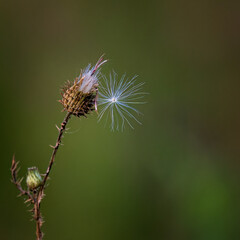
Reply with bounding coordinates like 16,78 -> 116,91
60,56 -> 107,117
26,167 -> 42,190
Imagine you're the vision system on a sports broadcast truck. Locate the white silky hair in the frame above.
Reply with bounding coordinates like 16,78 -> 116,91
79,56 -> 107,93
98,71 -> 146,131
79,64 -> 99,93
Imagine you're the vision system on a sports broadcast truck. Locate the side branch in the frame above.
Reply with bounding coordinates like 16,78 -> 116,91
11,156 -> 33,203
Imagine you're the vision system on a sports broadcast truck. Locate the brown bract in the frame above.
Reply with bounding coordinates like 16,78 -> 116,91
60,77 -> 98,117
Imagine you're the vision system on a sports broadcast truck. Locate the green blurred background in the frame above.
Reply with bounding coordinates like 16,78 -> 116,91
1,0 -> 240,239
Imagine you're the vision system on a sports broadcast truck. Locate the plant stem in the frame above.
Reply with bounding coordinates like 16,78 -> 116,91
35,112 -> 72,240
41,112 -> 72,189
33,192 -> 42,240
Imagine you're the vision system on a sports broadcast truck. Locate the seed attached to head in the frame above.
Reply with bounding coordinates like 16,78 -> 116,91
60,56 -> 107,117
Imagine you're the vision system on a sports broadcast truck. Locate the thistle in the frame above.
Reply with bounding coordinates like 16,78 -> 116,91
60,56 -> 107,117
11,56 -> 146,240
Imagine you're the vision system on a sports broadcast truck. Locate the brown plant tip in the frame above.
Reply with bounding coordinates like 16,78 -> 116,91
11,155 -> 34,203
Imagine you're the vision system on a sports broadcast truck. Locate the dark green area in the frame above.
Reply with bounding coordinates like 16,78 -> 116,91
1,0 -> 240,239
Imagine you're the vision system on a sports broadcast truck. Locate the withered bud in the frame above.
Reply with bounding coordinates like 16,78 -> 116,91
60,56 -> 107,117
26,167 -> 42,190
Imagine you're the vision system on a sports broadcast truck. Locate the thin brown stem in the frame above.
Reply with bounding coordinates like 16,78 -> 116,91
41,112 -> 72,190
11,112 -> 72,240
33,192 -> 43,240
35,112 -> 72,239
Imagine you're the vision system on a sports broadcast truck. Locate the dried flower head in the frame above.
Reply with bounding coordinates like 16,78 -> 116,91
60,56 -> 107,117
26,167 -> 42,190
98,71 -> 146,131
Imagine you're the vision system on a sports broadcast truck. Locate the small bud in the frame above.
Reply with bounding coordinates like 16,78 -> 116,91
26,167 -> 42,190
61,56 -> 107,117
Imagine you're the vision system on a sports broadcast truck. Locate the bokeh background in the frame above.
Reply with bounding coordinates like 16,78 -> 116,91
1,0 -> 240,239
